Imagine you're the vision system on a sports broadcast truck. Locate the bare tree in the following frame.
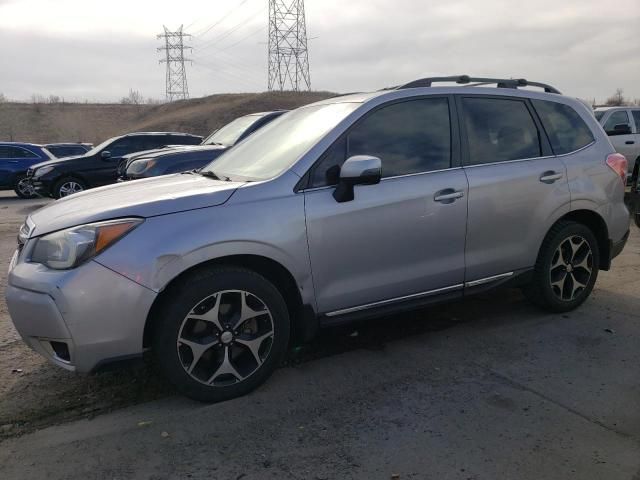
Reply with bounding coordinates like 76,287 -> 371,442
120,89 -> 144,105
0,92 -> 7,103
605,88 -> 628,106
48,95 -> 61,104
30,93 -> 47,104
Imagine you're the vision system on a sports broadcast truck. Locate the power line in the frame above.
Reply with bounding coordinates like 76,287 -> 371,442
194,6 -> 265,51
193,0 -> 250,38
268,0 -> 311,91
157,25 -> 192,102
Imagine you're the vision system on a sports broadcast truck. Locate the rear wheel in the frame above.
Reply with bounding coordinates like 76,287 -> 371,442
524,221 -> 599,312
152,266 -> 290,402
53,177 -> 86,198
13,175 -> 37,199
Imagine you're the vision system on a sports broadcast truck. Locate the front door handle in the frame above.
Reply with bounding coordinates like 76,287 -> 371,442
434,189 -> 464,203
539,171 -> 563,184
625,141 -> 635,145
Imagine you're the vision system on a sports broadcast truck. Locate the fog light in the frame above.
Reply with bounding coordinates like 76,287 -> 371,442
50,341 -> 70,362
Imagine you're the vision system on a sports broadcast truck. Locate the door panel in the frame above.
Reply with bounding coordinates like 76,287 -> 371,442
459,95 -> 571,281
305,170 -> 468,314
463,159 -> 570,280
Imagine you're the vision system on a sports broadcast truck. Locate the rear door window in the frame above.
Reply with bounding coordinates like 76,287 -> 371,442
9,147 -> 38,159
532,100 -> 594,154
461,97 -> 542,165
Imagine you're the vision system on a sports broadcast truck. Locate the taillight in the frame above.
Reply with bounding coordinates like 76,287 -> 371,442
606,153 -> 627,184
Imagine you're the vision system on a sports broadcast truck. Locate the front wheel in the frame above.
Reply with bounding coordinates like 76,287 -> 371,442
53,177 -> 86,198
152,266 -> 290,402
524,221 -> 599,312
13,175 -> 37,199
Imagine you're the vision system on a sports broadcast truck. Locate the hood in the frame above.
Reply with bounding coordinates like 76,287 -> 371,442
29,154 -> 87,171
28,173 -> 243,236
128,144 -> 228,161
123,144 -> 228,169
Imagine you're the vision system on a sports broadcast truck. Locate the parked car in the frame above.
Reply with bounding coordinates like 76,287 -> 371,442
28,132 -> 203,198
44,143 -> 93,159
0,142 -> 55,198
119,111 -> 286,181
6,76 -> 630,403
629,168 -> 640,228
594,106 -> 640,180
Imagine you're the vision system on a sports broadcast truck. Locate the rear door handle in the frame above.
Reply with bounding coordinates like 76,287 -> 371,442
434,189 -> 464,203
539,171 -> 563,184
625,141 -> 635,145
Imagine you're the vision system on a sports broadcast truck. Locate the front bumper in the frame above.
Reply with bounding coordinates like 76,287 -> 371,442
31,177 -> 54,197
6,255 -> 157,373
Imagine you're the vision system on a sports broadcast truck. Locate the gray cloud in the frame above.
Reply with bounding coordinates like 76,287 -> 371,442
0,0 -> 638,102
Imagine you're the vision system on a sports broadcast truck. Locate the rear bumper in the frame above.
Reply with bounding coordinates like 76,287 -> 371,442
611,230 -> 629,261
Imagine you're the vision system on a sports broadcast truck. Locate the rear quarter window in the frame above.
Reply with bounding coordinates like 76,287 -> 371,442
532,100 -> 594,155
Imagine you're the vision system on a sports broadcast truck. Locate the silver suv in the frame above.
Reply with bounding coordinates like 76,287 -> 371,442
6,76 -> 631,402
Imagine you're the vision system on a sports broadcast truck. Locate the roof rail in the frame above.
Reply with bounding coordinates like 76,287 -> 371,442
396,75 -> 561,94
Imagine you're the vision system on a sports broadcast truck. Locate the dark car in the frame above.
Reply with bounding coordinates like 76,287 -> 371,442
44,143 -> 93,158
0,142 -> 55,198
629,169 -> 640,228
29,132 -> 202,198
119,111 -> 286,181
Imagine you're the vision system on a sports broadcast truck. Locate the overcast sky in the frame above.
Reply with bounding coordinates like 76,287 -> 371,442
0,0 -> 638,102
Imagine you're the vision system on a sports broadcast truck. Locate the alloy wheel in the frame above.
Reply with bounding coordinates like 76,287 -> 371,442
59,181 -> 84,197
549,235 -> 593,301
16,178 -> 35,197
177,290 -> 274,386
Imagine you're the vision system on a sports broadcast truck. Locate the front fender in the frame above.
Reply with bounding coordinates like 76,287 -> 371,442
95,194 -> 315,311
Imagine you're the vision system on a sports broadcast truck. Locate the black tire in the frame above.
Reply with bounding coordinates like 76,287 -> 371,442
524,221 -> 599,312
53,177 -> 87,199
152,266 -> 290,402
13,175 -> 37,199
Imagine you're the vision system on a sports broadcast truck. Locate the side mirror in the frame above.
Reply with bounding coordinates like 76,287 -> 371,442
607,123 -> 632,136
101,150 -> 112,160
333,155 -> 381,203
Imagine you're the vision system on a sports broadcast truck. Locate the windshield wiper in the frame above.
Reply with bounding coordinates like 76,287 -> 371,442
200,170 -> 231,181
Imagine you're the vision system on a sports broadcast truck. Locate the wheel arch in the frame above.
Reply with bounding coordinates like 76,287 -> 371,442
143,254 -> 317,349
552,209 -> 610,270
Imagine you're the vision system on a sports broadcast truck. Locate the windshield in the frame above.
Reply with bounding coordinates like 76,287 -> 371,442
203,115 -> 263,147
84,136 -> 117,156
594,111 -> 605,122
201,102 -> 359,181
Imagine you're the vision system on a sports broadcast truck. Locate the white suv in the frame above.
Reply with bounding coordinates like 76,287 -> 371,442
594,106 -> 640,179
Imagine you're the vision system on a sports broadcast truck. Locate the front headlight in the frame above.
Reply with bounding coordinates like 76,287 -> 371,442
34,166 -> 55,177
30,218 -> 142,269
129,159 -> 157,175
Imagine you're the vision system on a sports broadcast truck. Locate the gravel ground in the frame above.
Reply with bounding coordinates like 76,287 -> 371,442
0,190 -> 639,479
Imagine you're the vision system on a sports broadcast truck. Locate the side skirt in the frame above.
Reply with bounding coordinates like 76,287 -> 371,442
317,268 -> 532,328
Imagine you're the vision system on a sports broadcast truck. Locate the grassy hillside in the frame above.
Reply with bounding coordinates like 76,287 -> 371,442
0,91 -> 337,145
